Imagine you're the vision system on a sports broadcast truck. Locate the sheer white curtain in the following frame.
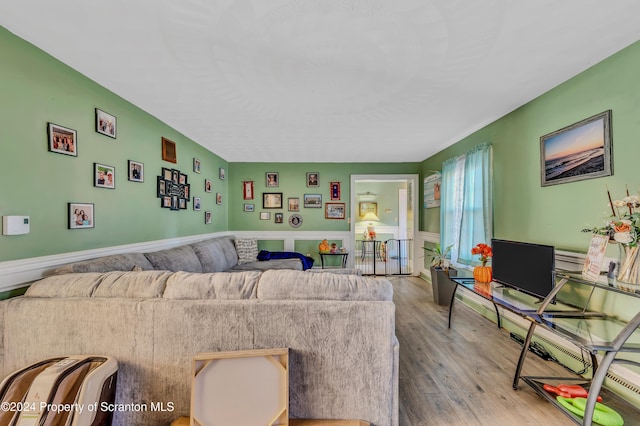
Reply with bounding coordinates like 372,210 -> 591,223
440,143 -> 493,267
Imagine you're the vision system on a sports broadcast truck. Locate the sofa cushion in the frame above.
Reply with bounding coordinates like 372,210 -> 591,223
53,253 -> 154,275
25,273 -> 106,298
256,269 -> 393,301
92,271 -> 172,298
144,245 -> 203,273
229,259 -> 302,272
163,271 -> 261,299
190,237 -> 238,272
234,238 -> 258,264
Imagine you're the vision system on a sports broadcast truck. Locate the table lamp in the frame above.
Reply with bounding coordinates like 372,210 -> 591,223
362,212 -> 380,240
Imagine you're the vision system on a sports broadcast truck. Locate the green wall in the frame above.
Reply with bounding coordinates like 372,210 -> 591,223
0,26 -> 228,262
421,39 -> 640,254
228,163 -> 419,231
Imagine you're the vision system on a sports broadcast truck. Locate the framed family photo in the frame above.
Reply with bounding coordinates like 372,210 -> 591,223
48,123 -> 77,157
68,203 -> 94,229
95,108 -> 116,138
94,163 -> 115,189
128,160 -> 144,182
540,110 -> 613,187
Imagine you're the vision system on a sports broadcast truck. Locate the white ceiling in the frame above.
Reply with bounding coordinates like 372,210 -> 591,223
2,1 -> 640,163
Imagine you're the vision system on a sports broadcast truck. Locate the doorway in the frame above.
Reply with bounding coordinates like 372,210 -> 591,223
350,174 -> 418,275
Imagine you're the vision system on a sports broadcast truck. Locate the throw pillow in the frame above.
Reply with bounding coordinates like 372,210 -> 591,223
235,238 -> 258,264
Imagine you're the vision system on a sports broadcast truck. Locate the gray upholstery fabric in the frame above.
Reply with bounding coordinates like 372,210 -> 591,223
229,259 -> 302,272
257,269 -> 393,301
163,271 -> 260,299
53,253 -> 154,275
306,268 -> 363,276
92,271 -> 172,298
190,236 -> 239,272
25,273 -> 105,297
144,245 -> 203,273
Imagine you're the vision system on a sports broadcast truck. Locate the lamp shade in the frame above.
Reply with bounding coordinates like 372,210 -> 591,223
362,212 -> 380,222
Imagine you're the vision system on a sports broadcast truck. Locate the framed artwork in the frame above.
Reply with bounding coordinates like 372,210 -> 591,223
193,197 -> 201,211
219,168 -> 225,180
94,163 -> 115,189
162,167 -> 173,181
288,197 -> 299,212
216,192 -> 222,205
162,137 -> 177,163
171,195 -> 179,210
424,173 -> 441,208
306,172 -> 319,187
304,194 -> 322,208
325,202 -> 346,219
193,158 -> 201,173
275,213 -> 283,224
128,160 -> 144,182
205,179 -> 212,193
48,123 -> 77,157
243,181 -> 254,200
263,192 -> 283,209
289,214 -> 302,228
330,181 -> 341,200
266,172 -> 279,187
205,211 -> 212,224
179,198 -> 187,209
171,169 -> 180,183
244,204 -> 255,212
184,184 -> 190,199
540,110 -> 613,187
157,177 -> 167,196
95,108 -> 116,138
179,173 -> 187,185
359,202 -> 377,217
260,212 -> 271,220
161,196 -> 171,208
68,203 -> 94,229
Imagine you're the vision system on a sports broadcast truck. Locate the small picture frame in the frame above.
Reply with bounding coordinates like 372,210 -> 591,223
95,108 -> 116,138
359,201 -> 378,217
162,137 -> 177,163
275,213 -> 283,224
244,204 -> 255,212
260,212 -> 271,220
325,202 -> 346,219
179,173 -> 187,185
205,179 -> 212,193
162,167 -> 173,181
171,169 -> 180,183
94,163 -> 115,189
243,181 -> 254,200
193,197 -> 201,211
68,203 -> 94,229
304,194 -> 322,208
205,211 -> 212,224
162,196 -> 172,208
48,123 -> 77,157
288,197 -> 300,212
306,172 -> 319,187
330,181 -> 341,200
157,177 -> 167,196
219,168 -> 226,180
216,192 -> 222,205
128,160 -> 144,182
179,198 -> 187,209
263,192 -> 283,209
193,158 -> 201,173
171,195 -> 179,211
266,172 -> 279,187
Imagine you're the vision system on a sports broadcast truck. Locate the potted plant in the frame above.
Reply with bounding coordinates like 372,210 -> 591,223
423,243 -> 457,305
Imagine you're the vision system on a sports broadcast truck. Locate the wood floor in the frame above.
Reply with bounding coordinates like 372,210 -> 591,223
390,275 -> 574,426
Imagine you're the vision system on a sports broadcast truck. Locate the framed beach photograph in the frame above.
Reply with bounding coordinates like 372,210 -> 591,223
162,137 -> 177,163
266,172 -> 279,187
128,160 -> 144,182
48,123 -> 77,157
306,172 -> 319,187
263,192 -> 283,209
95,108 -> 116,138
288,197 -> 300,212
68,203 -> 94,229
540,110 -> 612,187
94,163 -> 115,189
304,194 -> 322,208
325,202 -> 346,219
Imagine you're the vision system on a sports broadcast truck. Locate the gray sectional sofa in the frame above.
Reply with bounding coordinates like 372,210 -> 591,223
0,236 -> 397,426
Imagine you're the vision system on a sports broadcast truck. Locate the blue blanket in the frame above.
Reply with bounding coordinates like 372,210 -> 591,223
257,250 -> 315,270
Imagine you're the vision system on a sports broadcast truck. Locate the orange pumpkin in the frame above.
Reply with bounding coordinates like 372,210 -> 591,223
473,265 -> 492,283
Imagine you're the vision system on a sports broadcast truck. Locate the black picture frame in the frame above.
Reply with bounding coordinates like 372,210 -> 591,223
94,163 -> 115,189
128,160 -> 144,182
540,110 -> 613,187
95,108 -> 117,139
263,192 -> 283,209
48,123 -> 77,157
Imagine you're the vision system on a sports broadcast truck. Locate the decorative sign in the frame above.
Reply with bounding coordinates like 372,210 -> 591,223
582,234 -> 609,282
424,173 -> 441,208
157,168 -> 190,211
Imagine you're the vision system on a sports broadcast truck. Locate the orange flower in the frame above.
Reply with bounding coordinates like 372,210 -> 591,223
614,222 -> 631,233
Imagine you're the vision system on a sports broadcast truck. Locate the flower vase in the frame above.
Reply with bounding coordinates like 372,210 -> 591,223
617,245 -> 640,291
473,265 -> 492,283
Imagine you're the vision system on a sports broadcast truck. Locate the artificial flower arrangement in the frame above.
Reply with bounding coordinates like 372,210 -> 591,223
471,243 -> 493,283
582,187 -> 640,284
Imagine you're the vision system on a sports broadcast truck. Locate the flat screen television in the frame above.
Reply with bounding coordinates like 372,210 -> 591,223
491,239 -> 556,301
